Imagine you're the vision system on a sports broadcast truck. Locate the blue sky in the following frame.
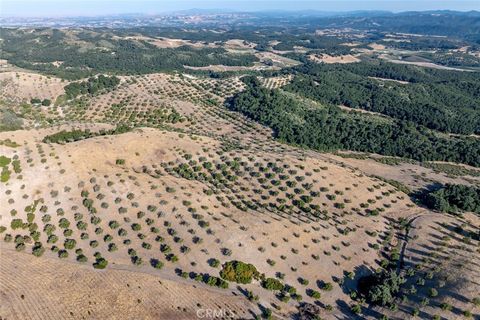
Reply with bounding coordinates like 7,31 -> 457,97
1,0 -> 479,17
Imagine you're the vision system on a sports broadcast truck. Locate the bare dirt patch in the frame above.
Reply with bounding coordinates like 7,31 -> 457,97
327,153 -> 480,191
308,54 -> 360,64
368,76 -> 410,84
368,43 -> 387,51
114,35 -> 218,49
379,54 -> 473,71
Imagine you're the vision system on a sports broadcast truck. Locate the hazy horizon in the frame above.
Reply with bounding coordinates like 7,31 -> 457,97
1,0 -> 480,18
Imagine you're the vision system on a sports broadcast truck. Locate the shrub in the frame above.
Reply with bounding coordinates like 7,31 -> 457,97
472,297 -> 480,307
150,258 -> 164,269
321,282 -> 334,291
77,254 -> 88,262
58,250 -> 68,258
307,289 -> 321,299
245,289 -> 259,301
262,308 -> 272,320
64,238 -> 77,250
441,303 -> 452,311
131,256 -> 143,265
358,270 -> 406,306
351,304 -> 362,315
47,234 -> 58,244
166,254 -> 178,263
58,218 -> 70,229
109,220 -> 120,229
209,258 -> 220,268
93,257 -> 108,269
76,221 -> 87,230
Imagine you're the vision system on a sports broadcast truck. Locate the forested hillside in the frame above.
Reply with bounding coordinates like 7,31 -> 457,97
0,29 -> 259,79
284,62 -> 480,135
64,75 -> 120,98
423,184 -> 480,214
227,77 -> 480,166
310,11 -> 480,42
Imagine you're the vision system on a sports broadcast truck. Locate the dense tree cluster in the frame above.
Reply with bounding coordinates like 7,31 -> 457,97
271,35 -> 354,53
358,270 -> 406,307
423,184 -> 480,214
30,98 -> 51,106
285,61 -> 480,135
64,75 -> 120,98
378,38 -> 460,50
42,130 -> 90,143
227,76 -> 480,167
42,124 -> 131,143
219,260 -> 260,284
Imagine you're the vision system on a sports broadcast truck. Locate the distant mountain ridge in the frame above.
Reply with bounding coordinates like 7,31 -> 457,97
1,9 -> 479,41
